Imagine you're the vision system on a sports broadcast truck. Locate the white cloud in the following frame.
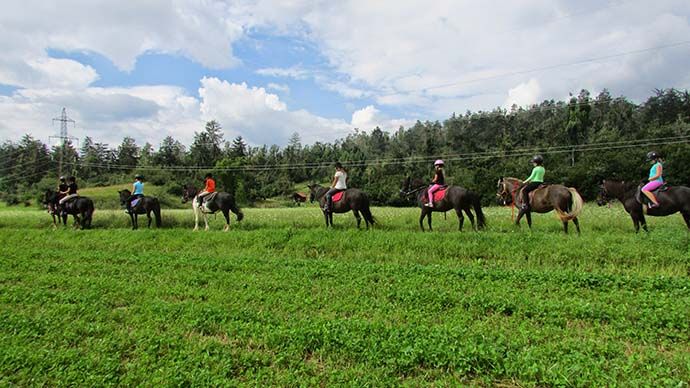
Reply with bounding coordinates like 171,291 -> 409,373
1,0 -> 689,148
505,79 -> 541,108
351,105 -> 415,132
267,83 -> 290,93
198,77 -> 352,145
256,66 -> 310,80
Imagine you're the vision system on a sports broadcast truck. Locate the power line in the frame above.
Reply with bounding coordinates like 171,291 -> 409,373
406,40 -> 690,95
56,134 -> 690,172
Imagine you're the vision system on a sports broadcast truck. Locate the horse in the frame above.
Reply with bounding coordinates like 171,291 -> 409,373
181,185 -> 244,231
43,189 -> 94,229
597,179 -> 690,233
292,192 -> 307,206
496,177 -> 583,234
307,184 -> 375,228
118,189 -> 162,229
400,177 -> 486,232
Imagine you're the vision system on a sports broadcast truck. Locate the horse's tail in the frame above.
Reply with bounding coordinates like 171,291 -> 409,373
152,199 -> 162,227
231,203 -> 244,222
556,188 -> 584,222
471,192 -> 486,230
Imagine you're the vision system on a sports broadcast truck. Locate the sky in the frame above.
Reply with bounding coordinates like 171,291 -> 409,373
0,0 -> 689,149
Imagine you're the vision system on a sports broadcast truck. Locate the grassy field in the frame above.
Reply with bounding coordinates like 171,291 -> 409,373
1,204 -> 689,386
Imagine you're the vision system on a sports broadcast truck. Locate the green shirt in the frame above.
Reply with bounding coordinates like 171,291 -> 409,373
525,166 -> 545,183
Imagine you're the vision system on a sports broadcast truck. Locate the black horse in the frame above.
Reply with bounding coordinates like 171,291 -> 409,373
598,179 -> 690,232
401,177 -> 486,232
118,189 -> 162,229
43,189 -> 94,229
182,185 -> 244,231
307,184 -> 375,228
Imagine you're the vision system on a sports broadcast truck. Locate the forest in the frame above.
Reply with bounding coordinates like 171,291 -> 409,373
1,88 -> 689,206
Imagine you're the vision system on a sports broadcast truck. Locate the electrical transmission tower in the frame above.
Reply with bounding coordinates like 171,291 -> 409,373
49,107 -> 78,177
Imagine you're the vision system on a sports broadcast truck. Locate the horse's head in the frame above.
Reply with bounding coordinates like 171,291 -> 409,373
306,184 -> 318,203
118,189 -> 131,205
399,176 -> 411,196
597,180 -> 615,206
496,178 -> 511,205
181,185 -> 196,204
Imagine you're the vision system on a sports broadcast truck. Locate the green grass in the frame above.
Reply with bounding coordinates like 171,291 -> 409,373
1,204 -> 689,386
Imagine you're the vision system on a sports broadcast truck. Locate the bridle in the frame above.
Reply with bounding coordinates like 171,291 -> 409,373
497,179 -> 520,220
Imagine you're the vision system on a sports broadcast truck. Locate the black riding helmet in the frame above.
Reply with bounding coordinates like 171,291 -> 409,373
646,151 -> 662,161
134,174 -> 144,180
205,173 -> 213,179
530,155 -> 544,164
59,176 -> 66,181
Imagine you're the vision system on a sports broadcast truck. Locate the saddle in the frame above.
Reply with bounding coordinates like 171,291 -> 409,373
332,190 -> 345,203
130,196 -> 143,209
636,183 -> 669,205
518,183 -> 548,205
422,186 -> 448,203
197,192 -> 218,210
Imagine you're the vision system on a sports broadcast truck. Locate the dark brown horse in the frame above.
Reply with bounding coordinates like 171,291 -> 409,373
598,179 -> 690,232
43,189 -> 94,229
118,189 -> 162,229
401,177 -> 486,232
307,184 -> 375,228
292,192 -> 307,206
497,177 -> 583,234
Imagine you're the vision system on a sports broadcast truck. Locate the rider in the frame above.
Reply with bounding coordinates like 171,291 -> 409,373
425,160 -> 445,207
641,151 -> 664,208
521,155 -> 545,210
55,176 -> 69,213
125,174 -> 145,213
324,162 -> 348,212
59,176 -> 79,215
197,173 -> 216,208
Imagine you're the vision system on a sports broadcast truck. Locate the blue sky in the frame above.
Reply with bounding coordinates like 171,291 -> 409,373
1,0 -> 689,148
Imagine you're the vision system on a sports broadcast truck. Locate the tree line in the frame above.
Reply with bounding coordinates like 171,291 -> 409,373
1,88 -> 689,206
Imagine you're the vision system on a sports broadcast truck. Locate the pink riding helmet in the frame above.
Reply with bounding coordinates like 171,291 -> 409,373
434,159 -> 445,166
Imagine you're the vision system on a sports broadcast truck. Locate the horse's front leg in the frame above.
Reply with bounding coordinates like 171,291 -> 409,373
562,220 -> 568,234
572,217 -> 581,235
193,205 -> 200,231
203,212 -> 210,231
427,210 -> 433,231
419,209 -> 426,231
525,211 -> 532,229
130,212 -> 136,230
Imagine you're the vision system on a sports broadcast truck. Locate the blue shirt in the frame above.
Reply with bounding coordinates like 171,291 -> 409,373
649,162 -> 663,183
133,181 -> 144,195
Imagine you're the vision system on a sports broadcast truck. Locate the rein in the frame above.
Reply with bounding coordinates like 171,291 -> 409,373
499,180 -> 521,221
401,185 -> 426,197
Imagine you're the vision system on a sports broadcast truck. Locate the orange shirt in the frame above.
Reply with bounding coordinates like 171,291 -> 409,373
204,178 -> 216,193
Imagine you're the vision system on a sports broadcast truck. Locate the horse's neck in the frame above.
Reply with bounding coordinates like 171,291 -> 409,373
609,182 -> 634,201
504,178 -> 522,192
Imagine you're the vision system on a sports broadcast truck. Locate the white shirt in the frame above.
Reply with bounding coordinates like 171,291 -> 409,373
334,170 -> 347,190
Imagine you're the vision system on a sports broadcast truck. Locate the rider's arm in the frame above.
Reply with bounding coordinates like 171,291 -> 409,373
330,175 -> 338,188
431,173 -> 438,184
649,164 -> 663,181
524,168 -> 537,183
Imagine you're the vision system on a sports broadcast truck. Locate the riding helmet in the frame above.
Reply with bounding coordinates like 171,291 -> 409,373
530,155 -> 544,164
646,151 -> 661,161
205,173 -> 213,179
434,159 -> 445,166
59,176 -> 66,181
134,174 -> 144,180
